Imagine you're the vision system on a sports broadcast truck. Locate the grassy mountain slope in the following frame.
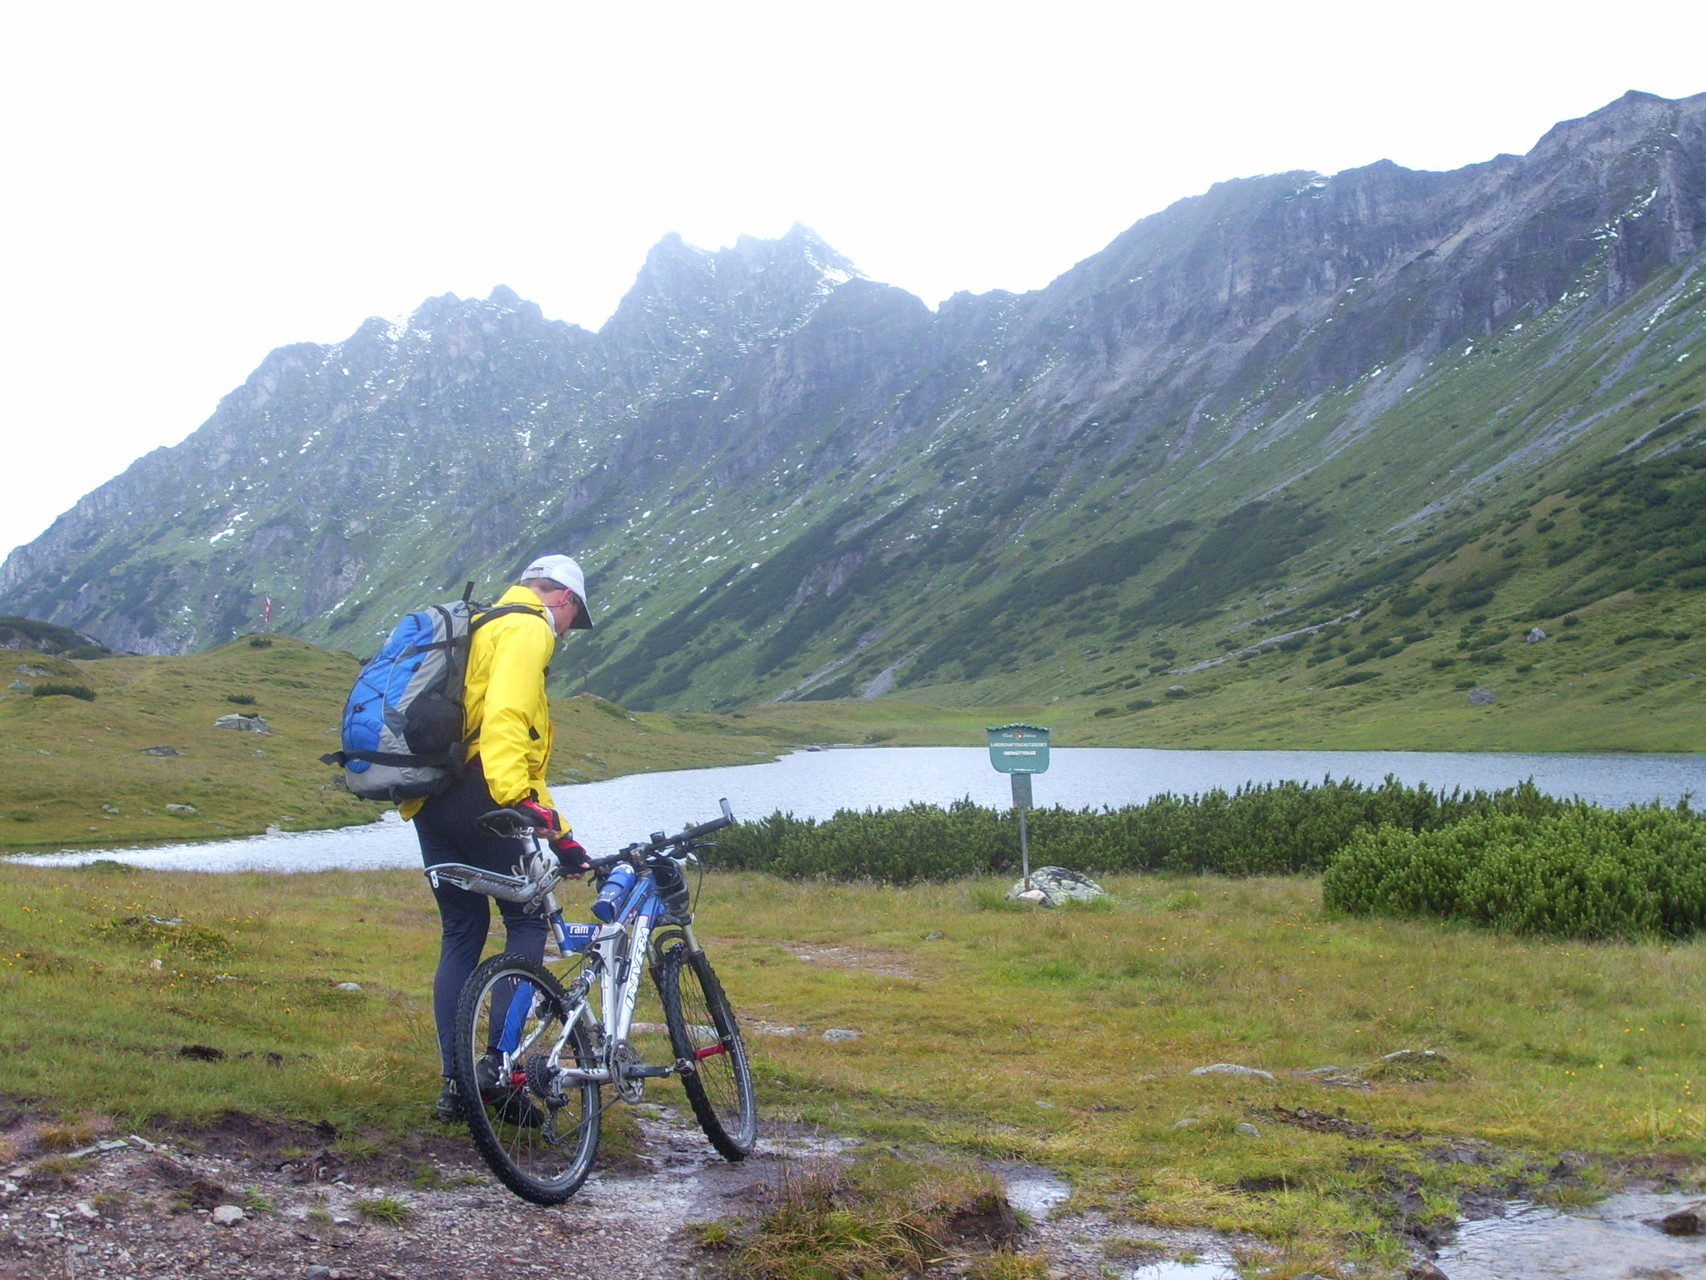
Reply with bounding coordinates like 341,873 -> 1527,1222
573,256 -> 1706,747
0,637 -> 815,850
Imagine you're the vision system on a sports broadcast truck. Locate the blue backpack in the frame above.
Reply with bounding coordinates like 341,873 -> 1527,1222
321,587 -> 542,802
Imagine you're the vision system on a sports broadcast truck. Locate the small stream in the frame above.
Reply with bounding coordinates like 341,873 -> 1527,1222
990,1163 -> 1706,1279
1432,1191 -> 1706,1279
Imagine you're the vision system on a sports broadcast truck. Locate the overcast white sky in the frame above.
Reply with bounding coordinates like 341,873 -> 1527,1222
2,1 -> 1702,560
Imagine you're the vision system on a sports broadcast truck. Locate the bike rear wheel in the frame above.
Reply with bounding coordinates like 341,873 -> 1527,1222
656,943 -> 757,1159
452,953 -> 601,1203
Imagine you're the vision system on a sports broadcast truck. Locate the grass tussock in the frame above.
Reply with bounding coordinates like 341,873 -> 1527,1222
352,1194 -> 415,1225
696,1152 -> 1026,1280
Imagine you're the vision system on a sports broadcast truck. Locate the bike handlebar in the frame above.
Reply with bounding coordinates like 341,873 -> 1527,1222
476,797 -> 736,864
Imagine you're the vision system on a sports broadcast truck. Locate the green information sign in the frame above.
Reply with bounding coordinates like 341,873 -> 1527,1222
988,724 -> 1049,890
986,724 -> 1050,774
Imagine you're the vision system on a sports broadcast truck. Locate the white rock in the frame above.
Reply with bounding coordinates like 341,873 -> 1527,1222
1191,1063 -> 1275,1081
211,1205 -> 245,1226
1005,866 -> 1107,907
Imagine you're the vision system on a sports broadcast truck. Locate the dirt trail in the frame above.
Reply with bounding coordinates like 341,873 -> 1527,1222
0,1105 -> 810,1280
0,1100 -> 1271,1280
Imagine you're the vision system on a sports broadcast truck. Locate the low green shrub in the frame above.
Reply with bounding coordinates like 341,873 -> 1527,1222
1323,803 -> 1706,940
1325,670 -> 1380,688
31,682 -> 96,701
225,693 -> 258,706
714,778 -> 1569,885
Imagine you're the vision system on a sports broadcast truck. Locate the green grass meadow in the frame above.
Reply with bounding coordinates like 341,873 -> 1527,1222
0,635 -> 815,850
4,858 -> 1702,1272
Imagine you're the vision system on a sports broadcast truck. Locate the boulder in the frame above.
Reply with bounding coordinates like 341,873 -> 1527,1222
141,745 -> 184,756
1006,866 -> 1107,907
214,713 -> 272,734
1192,1063 -> 1276,1081
1467,687 -> 1496,705
1649,1202 -> 1706,1235
1526,627 -> 1547,643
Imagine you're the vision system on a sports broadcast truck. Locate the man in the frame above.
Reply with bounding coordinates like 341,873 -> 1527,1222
402,553 -> 595,1122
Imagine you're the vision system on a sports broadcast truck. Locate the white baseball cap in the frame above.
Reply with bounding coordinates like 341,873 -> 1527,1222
520,554 -> 593,629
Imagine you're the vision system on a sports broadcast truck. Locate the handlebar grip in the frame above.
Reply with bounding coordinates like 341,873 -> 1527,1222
676,798 -> 736,843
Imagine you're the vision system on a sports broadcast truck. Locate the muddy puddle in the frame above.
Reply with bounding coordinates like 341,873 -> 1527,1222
1432,1191 -> 1706,1279
585,1104 -> 863,1225
991,1161 -> 1073,1221
1122,1261 -> 1237,1280
987,1161 -> 1240,1280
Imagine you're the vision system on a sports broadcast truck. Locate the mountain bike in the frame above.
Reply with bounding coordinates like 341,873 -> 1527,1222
426,798 -> 757,1204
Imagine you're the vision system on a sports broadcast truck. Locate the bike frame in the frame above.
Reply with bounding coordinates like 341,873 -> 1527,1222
438,798 -> 752,1203
490,850 -> 700,1092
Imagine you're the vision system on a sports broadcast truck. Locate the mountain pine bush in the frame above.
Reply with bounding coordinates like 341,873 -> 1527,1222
1323,803 -> 1706,939
30,682 -> 96,701
713,777 -> 1568,885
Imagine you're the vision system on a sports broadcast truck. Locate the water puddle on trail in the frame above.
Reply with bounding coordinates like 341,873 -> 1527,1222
1121,1257 -> 1238,1280
1433,1192 -> 1706,1279
572,1107 -> 864,1227
991,1161 -> 1072,1221
989,1162 -> 1238,1280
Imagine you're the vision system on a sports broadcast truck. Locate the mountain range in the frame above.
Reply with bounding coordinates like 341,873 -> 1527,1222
4,89 -> 1704,731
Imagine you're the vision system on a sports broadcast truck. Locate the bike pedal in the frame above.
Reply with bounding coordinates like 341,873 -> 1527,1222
621,1063 -> 674,1080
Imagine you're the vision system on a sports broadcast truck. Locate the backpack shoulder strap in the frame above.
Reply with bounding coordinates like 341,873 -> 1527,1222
468,602 -> 553,632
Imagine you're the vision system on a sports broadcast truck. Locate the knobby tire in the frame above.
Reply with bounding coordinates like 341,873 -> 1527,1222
656,944 -> 757,1159
451,953 -> 601,1204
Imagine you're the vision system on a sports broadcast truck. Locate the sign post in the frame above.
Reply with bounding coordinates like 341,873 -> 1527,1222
986,724 -> 1050,890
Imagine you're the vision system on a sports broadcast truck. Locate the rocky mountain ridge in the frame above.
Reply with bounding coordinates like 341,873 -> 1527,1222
4,92 -> 1704,719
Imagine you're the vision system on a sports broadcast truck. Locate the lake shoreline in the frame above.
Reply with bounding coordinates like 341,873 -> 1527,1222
9,744 -> 1703,872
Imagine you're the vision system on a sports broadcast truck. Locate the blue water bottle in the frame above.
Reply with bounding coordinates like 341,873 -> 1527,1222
591,863 -> 637,922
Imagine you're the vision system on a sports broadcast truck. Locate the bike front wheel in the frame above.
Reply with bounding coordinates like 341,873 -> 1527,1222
452,953 -> 601,1203
656,943 -> 757,1159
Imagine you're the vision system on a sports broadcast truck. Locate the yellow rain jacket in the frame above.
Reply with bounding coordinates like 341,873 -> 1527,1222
399,586 -> 568,834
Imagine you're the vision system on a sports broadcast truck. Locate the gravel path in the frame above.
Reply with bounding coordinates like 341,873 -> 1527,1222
0,1104 -> 817,1280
